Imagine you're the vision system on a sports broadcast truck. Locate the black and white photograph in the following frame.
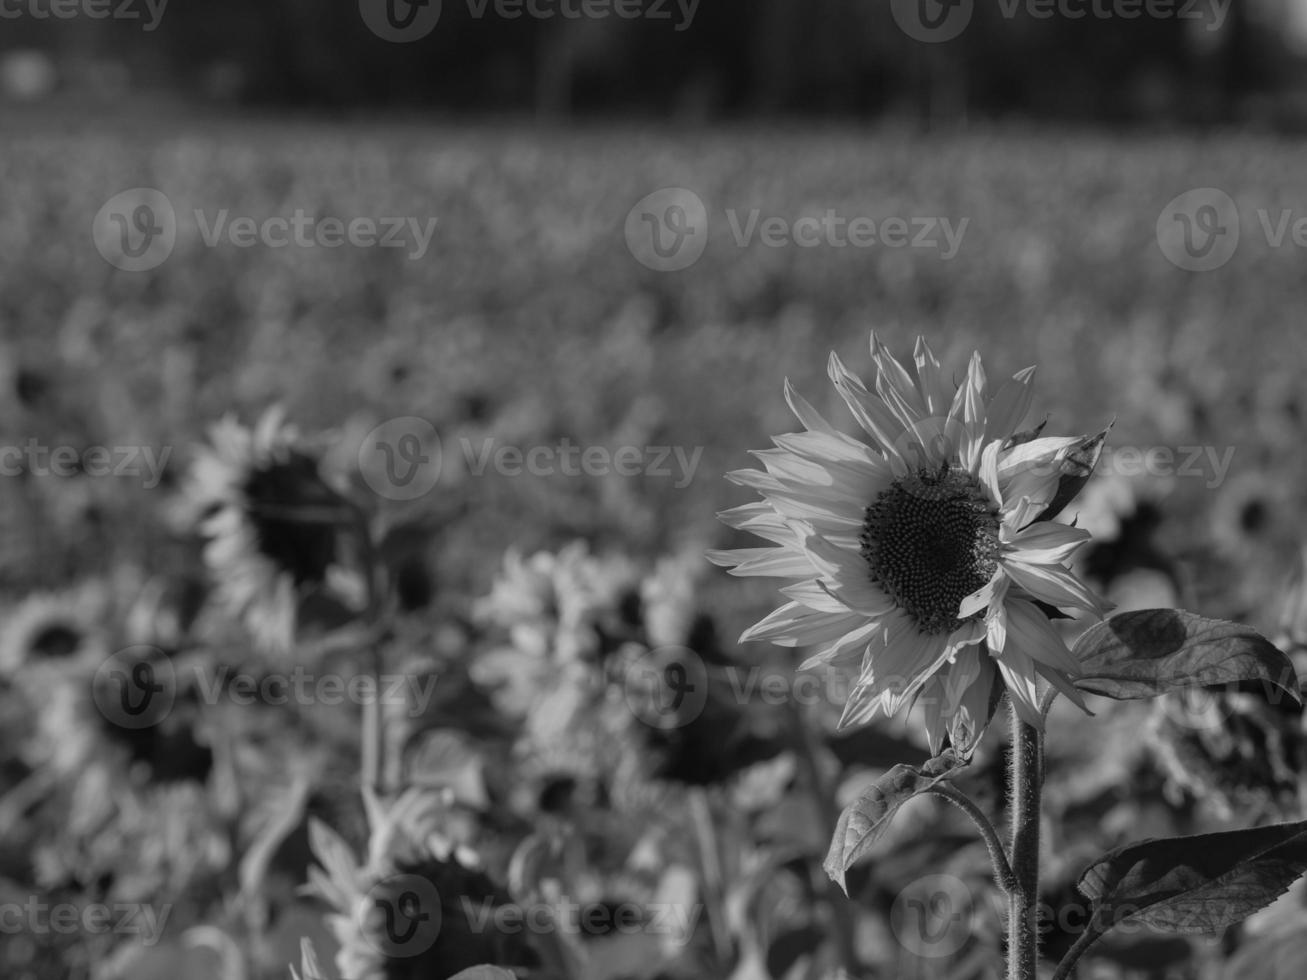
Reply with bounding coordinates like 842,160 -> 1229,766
3,3 -> 1307,979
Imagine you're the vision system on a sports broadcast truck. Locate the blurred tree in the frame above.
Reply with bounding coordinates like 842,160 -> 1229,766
2,0 -> 1307,125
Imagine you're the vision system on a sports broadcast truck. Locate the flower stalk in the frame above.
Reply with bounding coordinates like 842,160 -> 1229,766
350,500 -> 387,797
1008,702 -> 1044,980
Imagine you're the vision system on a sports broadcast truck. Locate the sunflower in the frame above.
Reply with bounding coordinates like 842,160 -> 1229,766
306,789 -> 538,980
186,406 -> 349,655
709,335 -> 1108,753
475,542 -> 640,664
0,587 -> 99,676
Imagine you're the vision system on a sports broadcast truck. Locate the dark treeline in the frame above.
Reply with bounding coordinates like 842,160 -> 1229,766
3,0 -> 1304,123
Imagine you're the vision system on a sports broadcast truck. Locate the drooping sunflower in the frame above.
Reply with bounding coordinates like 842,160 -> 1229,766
186,407 -> 348,654
709,335 -> 1109,753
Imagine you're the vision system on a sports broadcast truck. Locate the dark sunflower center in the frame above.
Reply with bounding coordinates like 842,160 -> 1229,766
860,465 -> 1001,635
242,453 -> 340,585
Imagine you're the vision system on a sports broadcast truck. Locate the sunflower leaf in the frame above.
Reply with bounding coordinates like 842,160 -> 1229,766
1072,608 -> 1301,706
1077,821 -> 1307,934
1032,424 -> 1111,524
823,749 -> 966,894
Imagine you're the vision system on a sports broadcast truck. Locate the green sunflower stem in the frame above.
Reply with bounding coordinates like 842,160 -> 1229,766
1007,702 -> 1044,980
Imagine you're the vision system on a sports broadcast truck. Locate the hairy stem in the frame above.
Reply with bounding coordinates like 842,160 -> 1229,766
1008,701 -> 1044,980
928,783 -> 1018,896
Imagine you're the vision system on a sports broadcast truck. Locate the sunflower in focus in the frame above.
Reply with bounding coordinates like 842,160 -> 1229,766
709,335 -> 1109,753
187,407 -> 349,654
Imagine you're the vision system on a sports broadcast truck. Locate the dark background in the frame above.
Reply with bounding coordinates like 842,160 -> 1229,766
3,0 -> 1306,125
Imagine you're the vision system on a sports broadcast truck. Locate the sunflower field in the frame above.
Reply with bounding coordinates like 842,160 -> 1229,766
4,114 -> 1307,980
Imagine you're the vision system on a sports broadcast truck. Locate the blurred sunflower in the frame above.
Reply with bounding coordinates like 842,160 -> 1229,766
709,334 -> 1108,752
475,542 -> 639,664
307,789 -> 539,980
1211,468 -> 1284,557
0,588 -> 98,676
186,407 -> 351,654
